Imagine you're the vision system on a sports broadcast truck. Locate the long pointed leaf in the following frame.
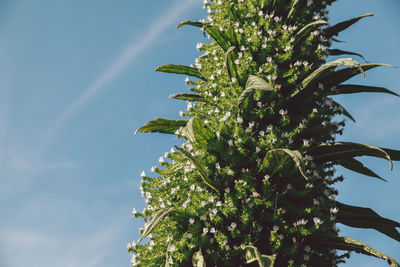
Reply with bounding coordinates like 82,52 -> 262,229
336,202 -> 400,242
331,100 -> 356,122
294,20 -> 328,45
139,207 -> 174,242
156,64 -> 205,81
262,148 -> 308,180
381,147 -> 400,161
287,0 -> 299,22
135,118 -> 187,135
175,146 -> 220,194
177,20 -> 231,51
225,46 -> 239,81
291,58 -> 363,98
329,84 -> 400,97
311,142 -> 393,170
169,93 -> 207,102
238,75 -> 274,108
327,48 -> 366,62
182,118 -> 215,147
323,63 -> 392,88
312,236 -> 399,266
324,13 -> 374,38
337,157 -> 386,181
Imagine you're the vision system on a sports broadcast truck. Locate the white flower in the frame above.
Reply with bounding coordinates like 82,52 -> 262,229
287,184 -> 292,190
273,225 -> 279,232
159,156 -> 164,163
140,171 -> 146,177
209,196 -> 214,202
210,227 -> 216,233
132,208 -> 137,216
305,245 -> 311,252
231,222 -> 237,229
330,207 -> 339,214
296,219 -> 308,225
189,218 -> 195,224
187,233 -> 193,239
231,77 -> 237,83
203,227 -> 209,234
190,184 -> 195,190
216,201 -> 222,207
169,245 -> 176,252
313,217 -> 324,225
288,259 -> 294,265
145,192 -> 152,199
127,243 -> 132,250
303,139 -> 310,147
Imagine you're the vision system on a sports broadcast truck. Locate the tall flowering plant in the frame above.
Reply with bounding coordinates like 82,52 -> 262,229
130,0 -> 400,266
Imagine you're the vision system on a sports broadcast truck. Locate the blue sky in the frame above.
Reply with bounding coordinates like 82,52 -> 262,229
0,0 -> 399,266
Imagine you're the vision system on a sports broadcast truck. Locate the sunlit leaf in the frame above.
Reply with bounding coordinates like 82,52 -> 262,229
139,207 -> 174,242
156,64 -> 205,80
192,249 -> 206,267
169,93 -> 206,102
262,148 -> 308,180
225,46 -> 239,81
135,118 -> 187,135
238,75 -> 274,108
294,20 -> 328,45
241,245 -> 275,267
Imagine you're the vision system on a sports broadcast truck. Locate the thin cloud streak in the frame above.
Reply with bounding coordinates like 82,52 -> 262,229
54,0 -> 198,132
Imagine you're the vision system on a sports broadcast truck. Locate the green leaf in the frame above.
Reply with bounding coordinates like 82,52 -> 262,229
225,46 -> 239,81
324,13 -> 374,38
238,75 -> 274,108
332,100 -> 356,122
323,63 -> 392,88
311,142 -> 393,170
135,118 -> 187,135
327,49 -> 366,62
294,20 -> 328,45
336,201 -> 400,242
192,249 -> 206,267
291,58 -> 364,99
175,146 -> 220,194
286,0 -> 299,22
337,157 -> 386,181
329,84 -> 400,97
241,245 -> 275,267
381,147 -> 400,161
177,21 -> 231,51
139,207 -> 174,242
169,93 -> 207,102
261,149 -> 308,180
311,236 -> 400,267
182,118 -> 215,146
155,64 -> 206,81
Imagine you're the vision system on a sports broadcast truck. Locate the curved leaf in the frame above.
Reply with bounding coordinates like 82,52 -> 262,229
135,118 -> 187,135
327,48 -> 366,62
291,58 -> 363,98
337,157 -> 386,181
287,0 -> 299,22
139,207 -> 174,242
175,146 -> 220,194
294,20 -> 328,45
238,75 -> 274,108
182,118 -> 215,146
262,148 -> 308,180
177,20 -> 231,51
324,13 -> 374,38
329,84 -> 399,97
381,147 -> 400,161
336,202 -> 400,242
241,245 -> 275,267
155,64 -> 205,81
225,46 -> 239,81
311,236 -> 399,266
169,93 -> 206,102
311,142 -> 393,170
192,249 -> 206,267
323,63 -> 392,88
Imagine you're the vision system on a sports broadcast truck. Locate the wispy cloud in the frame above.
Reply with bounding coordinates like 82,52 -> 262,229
53,0 -> 198,132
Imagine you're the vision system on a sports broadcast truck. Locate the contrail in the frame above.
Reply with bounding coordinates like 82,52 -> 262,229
53,0 -> 198,133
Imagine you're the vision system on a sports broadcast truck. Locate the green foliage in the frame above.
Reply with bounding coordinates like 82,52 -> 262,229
131,0 -> 400,266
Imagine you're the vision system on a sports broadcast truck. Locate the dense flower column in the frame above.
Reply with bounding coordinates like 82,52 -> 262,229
130,0 -> 400,266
